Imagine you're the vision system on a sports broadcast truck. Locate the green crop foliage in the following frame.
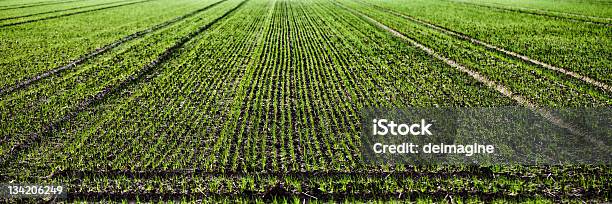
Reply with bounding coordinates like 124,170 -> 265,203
0,0 -> 609,202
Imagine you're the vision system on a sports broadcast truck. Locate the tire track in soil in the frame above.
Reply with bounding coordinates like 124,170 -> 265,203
478,2 -> 612,22
157,18 -> 258,169
333,1 -> 610,156
0,0 -> 228,97
453,0 -> 612,27
60,189 -> 596,202
0,0 -> 248,170
0,0 -> 155,28
48,170 -> 604,202
0,0 -> 83,11
61,13 -> 249,171
44,168 -> 610,181
355,0 -> 612,94
0,0 -> 136,21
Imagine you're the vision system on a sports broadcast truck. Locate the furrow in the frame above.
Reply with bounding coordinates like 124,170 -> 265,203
482,2 -> 612,22
230,1 -> 276,171
0,0 -> 156,28
335,1 -> 610,155
296,1 -> 356,170
294,3 -> 335,169
0,0 -> 248,168
360,0 -> 611,93
61,190 -> 594,202
0,0 -> 227,97
0,0 -> 82,11
46,168 -> 604,181
454,1 -> 611,26
0,0 -> 135,21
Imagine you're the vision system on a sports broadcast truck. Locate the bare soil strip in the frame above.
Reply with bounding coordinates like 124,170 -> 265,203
61,189 -> 596,202
0,0 -> 154,28
358,1 -> 612,93
334,1 -> 609,154
0,0 -> 248,171
456,1 -> 611,26
0,0 -> 228,97
44,168 -> 598,181
0,0 -> 135,21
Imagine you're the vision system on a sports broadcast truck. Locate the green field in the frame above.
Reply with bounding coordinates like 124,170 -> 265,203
0,0 -> 610,202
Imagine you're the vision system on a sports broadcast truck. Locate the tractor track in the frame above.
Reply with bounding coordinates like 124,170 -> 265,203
0,0 -> 135,21
478,2 -> 612,22
455,1 -> 611,27
0,0 -> 248,170
54,188 -> 606,202
333,1 -> 610,156
354,0 -> 612,93
36,167 -> 609,181
0,0 -> 155,28
0,0 -> 228,97
0,0 -> 83,11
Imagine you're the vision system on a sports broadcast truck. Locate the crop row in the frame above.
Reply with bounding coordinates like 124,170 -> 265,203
453,0 -> 612,19
451,0 -> 612,25
355,0 -> 612,86
338,0 -> 611,108
0,0 -> 81,10
0,0 -> 243,167
0,0 -> 157,28
2,0 -> 513,179
1,0 -> 264,178
0,0 -> 609,202
4,0 -> 518,178
0,0 -> 139,21
0,0 -> 221,88
0,0 -> 230,96
8,166 -> 611,202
